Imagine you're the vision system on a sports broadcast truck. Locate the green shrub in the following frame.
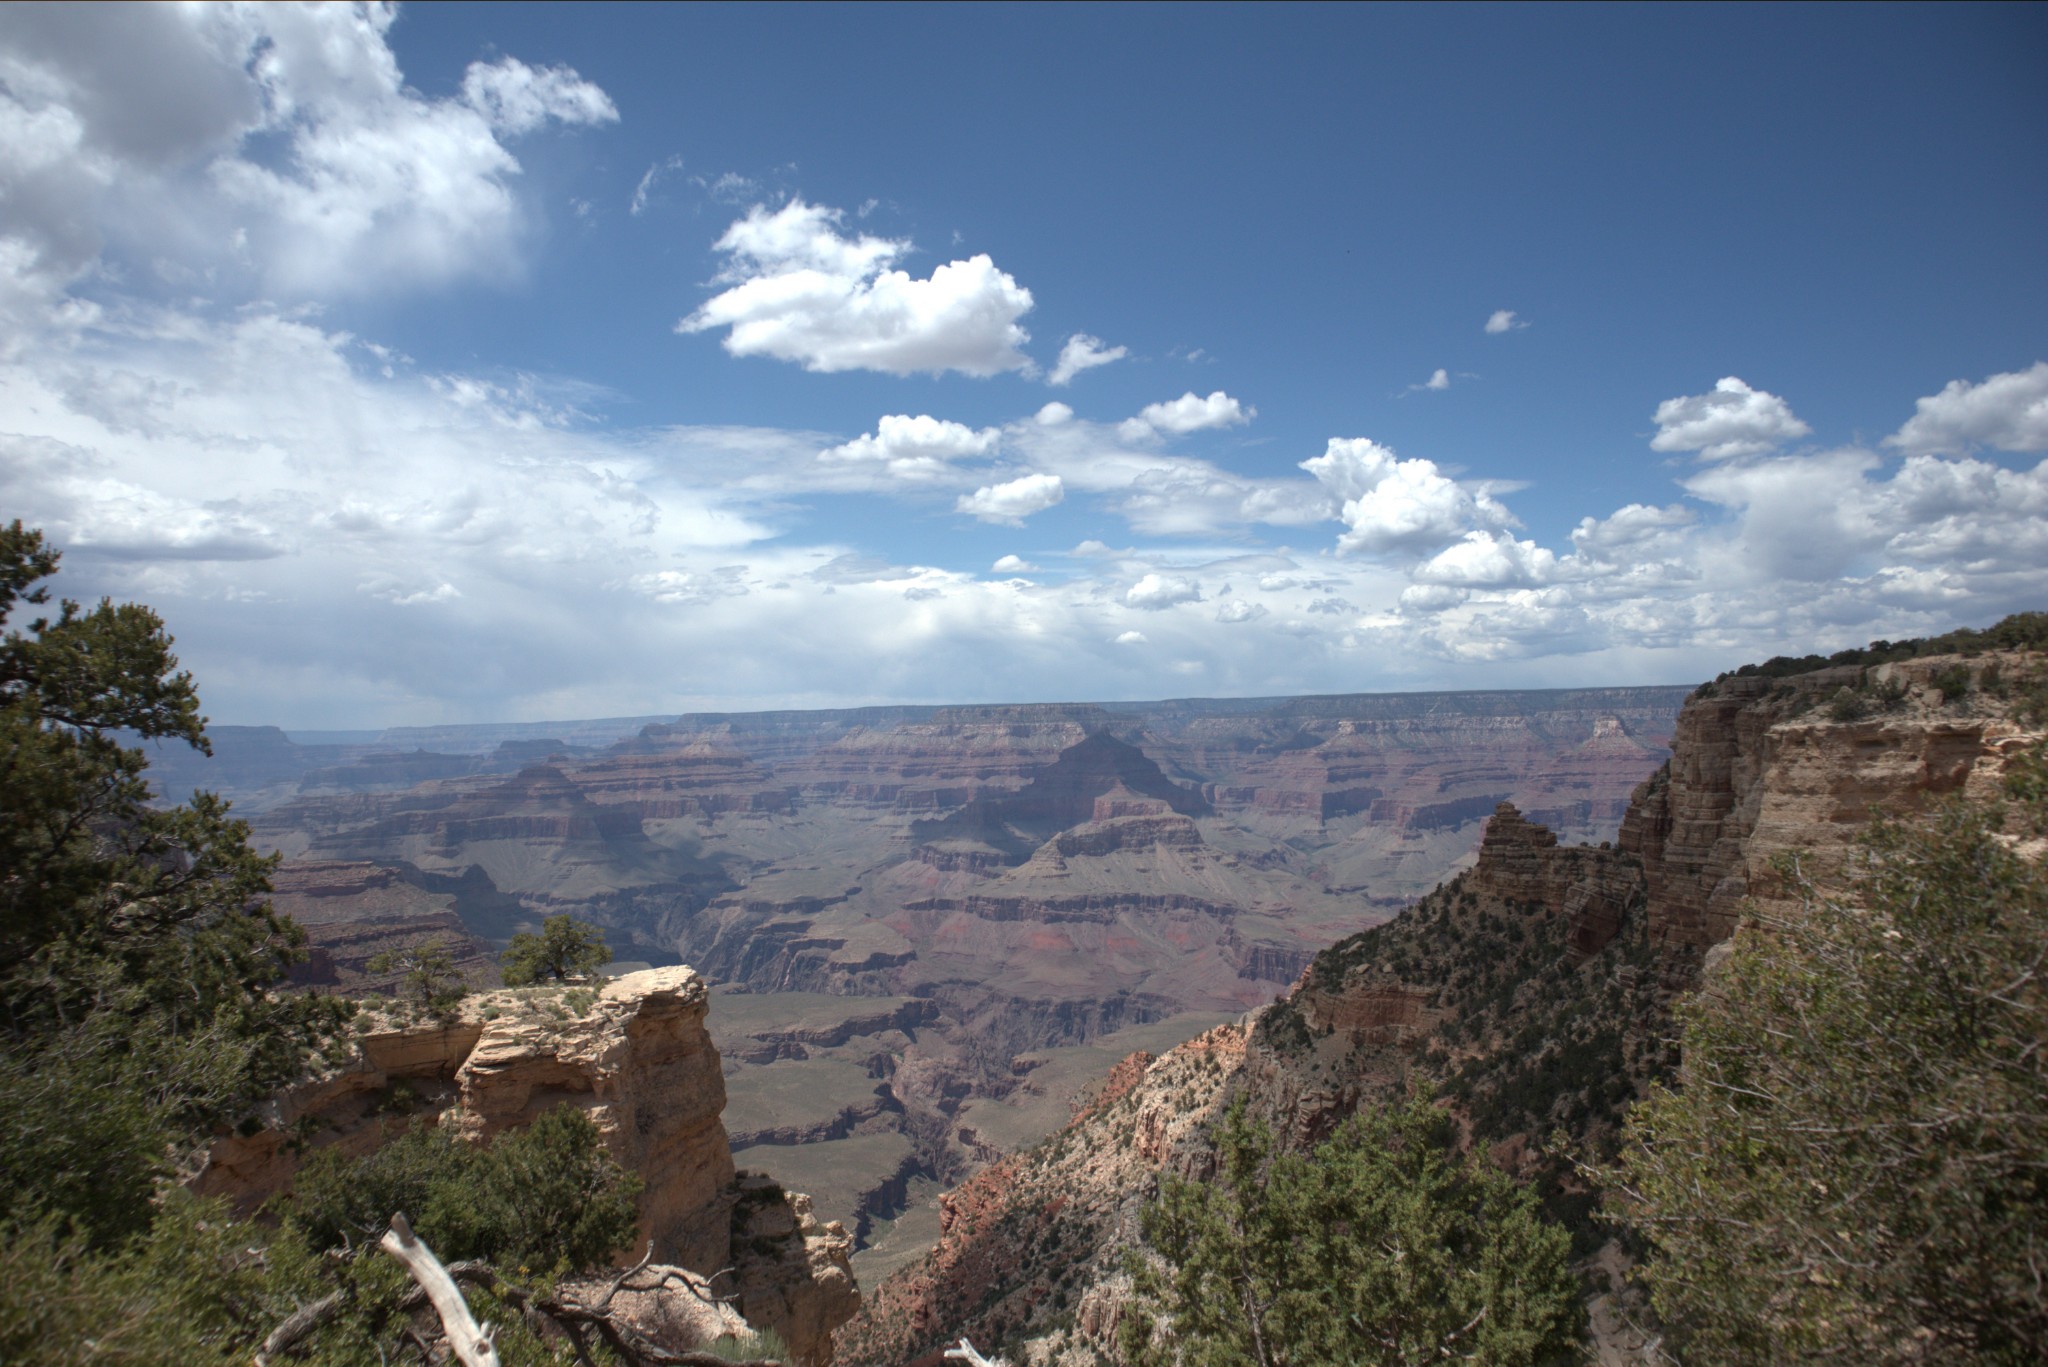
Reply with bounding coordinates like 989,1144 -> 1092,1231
1931,662 -> 1973,702
1121,1094 -> 1581,1367
287,1104 -> 641,1276
500,914 -> 610,986
1611,744 -> 2048,1363
1825,686 -> 1867,722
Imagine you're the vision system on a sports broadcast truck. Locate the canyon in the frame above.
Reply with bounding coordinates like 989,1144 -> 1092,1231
163,686 -> 1686,1280
831,644 -> 2045,1366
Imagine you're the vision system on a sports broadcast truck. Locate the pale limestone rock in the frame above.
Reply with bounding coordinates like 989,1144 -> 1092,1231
447,967 -> 735,1266
190,965 -> 861,1362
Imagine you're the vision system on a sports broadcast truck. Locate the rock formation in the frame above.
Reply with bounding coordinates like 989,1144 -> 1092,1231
1623,653 -> 2038,950
210,687 -> 1682,1279
191,968 -> 860,1365
832,643 -> 2046,1364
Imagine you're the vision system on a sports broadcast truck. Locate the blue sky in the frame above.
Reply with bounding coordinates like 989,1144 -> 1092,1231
2,2 -> 2044,726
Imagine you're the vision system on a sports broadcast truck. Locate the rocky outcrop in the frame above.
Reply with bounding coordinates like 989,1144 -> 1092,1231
730,1176 -> 863,1366
1623,653 -> 2041,950
193,968 -> 861,1364
188,1018 -> 482,1209
1050,811 -> 1202,858
445,968 -> 736,1265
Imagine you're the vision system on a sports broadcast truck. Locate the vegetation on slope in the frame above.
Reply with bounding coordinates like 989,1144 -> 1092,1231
1708,610 -> 2048,684
1610,745 -> 2048,1363
0,525 -> 754,1365
1121,1095 -> 1581,1367
1255,846 -> 1677,1255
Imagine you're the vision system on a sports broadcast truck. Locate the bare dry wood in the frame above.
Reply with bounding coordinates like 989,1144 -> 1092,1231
252,1289 -> 345,1366
400,1259 -> 781,1367
379,1212 -> 501,1367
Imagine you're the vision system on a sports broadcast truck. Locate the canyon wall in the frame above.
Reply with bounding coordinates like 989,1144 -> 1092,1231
218,688 -> 1685,1263
832,645 -> 2045,1365
1622,653 -> 2036,950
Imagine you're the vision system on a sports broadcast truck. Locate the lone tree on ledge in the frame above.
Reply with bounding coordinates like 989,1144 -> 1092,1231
501,913 -> 611,986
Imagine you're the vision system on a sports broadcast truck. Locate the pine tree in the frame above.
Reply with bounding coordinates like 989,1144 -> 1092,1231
1612,743 -> 2048,1362
500,913 -> 611,986
0,522 -> 348,1245
1121,1092 -> 1582,1367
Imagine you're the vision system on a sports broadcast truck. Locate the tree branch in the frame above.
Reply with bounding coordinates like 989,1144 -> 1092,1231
379,1213 -> 501,1367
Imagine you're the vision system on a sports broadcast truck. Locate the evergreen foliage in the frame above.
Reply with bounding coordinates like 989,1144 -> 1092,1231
287,1104 -> 642,1276
501,912 -> 612,985
0,521 -> 349,1246
0,529 -> 667,1365
367,934 -> 468,1018
1120,1094 -> 1582,1367
1612,743 -> 2048,1363
1708,609 -> 2048,685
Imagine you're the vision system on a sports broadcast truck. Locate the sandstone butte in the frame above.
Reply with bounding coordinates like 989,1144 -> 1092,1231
830,645 -> 2047,1367
189,966 -> 861,1366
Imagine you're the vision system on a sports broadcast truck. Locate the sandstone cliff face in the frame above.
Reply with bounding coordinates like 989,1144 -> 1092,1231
192,968 -> 859,1366
845,650 -> 2045,1364
444,968 -> 737,1266
1622,653 -> 2040,950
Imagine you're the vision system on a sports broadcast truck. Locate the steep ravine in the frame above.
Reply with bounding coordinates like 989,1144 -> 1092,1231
833,645 -> 2045,1366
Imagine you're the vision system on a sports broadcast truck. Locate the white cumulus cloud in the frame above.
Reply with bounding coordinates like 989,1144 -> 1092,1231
1887,361 -> 2048,456
956,472 -> 1064,525
1300,437 -> 1515,555
0,2 -> 617,304
992,554 -> 1036,573
1120,390 -> 1254,439
1650,377 -> 1811,460
1413,531 -> 1559,588
1125,573 -> 1202,610
679,199 -> 1035,377
1484,309 -> 1527,334
1048,333 -> 1128,386
821,414 -> 999,482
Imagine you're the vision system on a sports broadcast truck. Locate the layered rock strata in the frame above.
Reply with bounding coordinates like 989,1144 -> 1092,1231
1623,652 -> 2040,950
192,968 -> 859,1364
837,646 -> 2045,1364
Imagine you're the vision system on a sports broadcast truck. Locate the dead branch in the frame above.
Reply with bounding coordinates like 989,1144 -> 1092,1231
379,1213 -> 501,1367
398,1259 -> 780,1367
945,1338 -> 1006,1367
587,1241 -> 661,1312
253,1289 -> 346,1366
